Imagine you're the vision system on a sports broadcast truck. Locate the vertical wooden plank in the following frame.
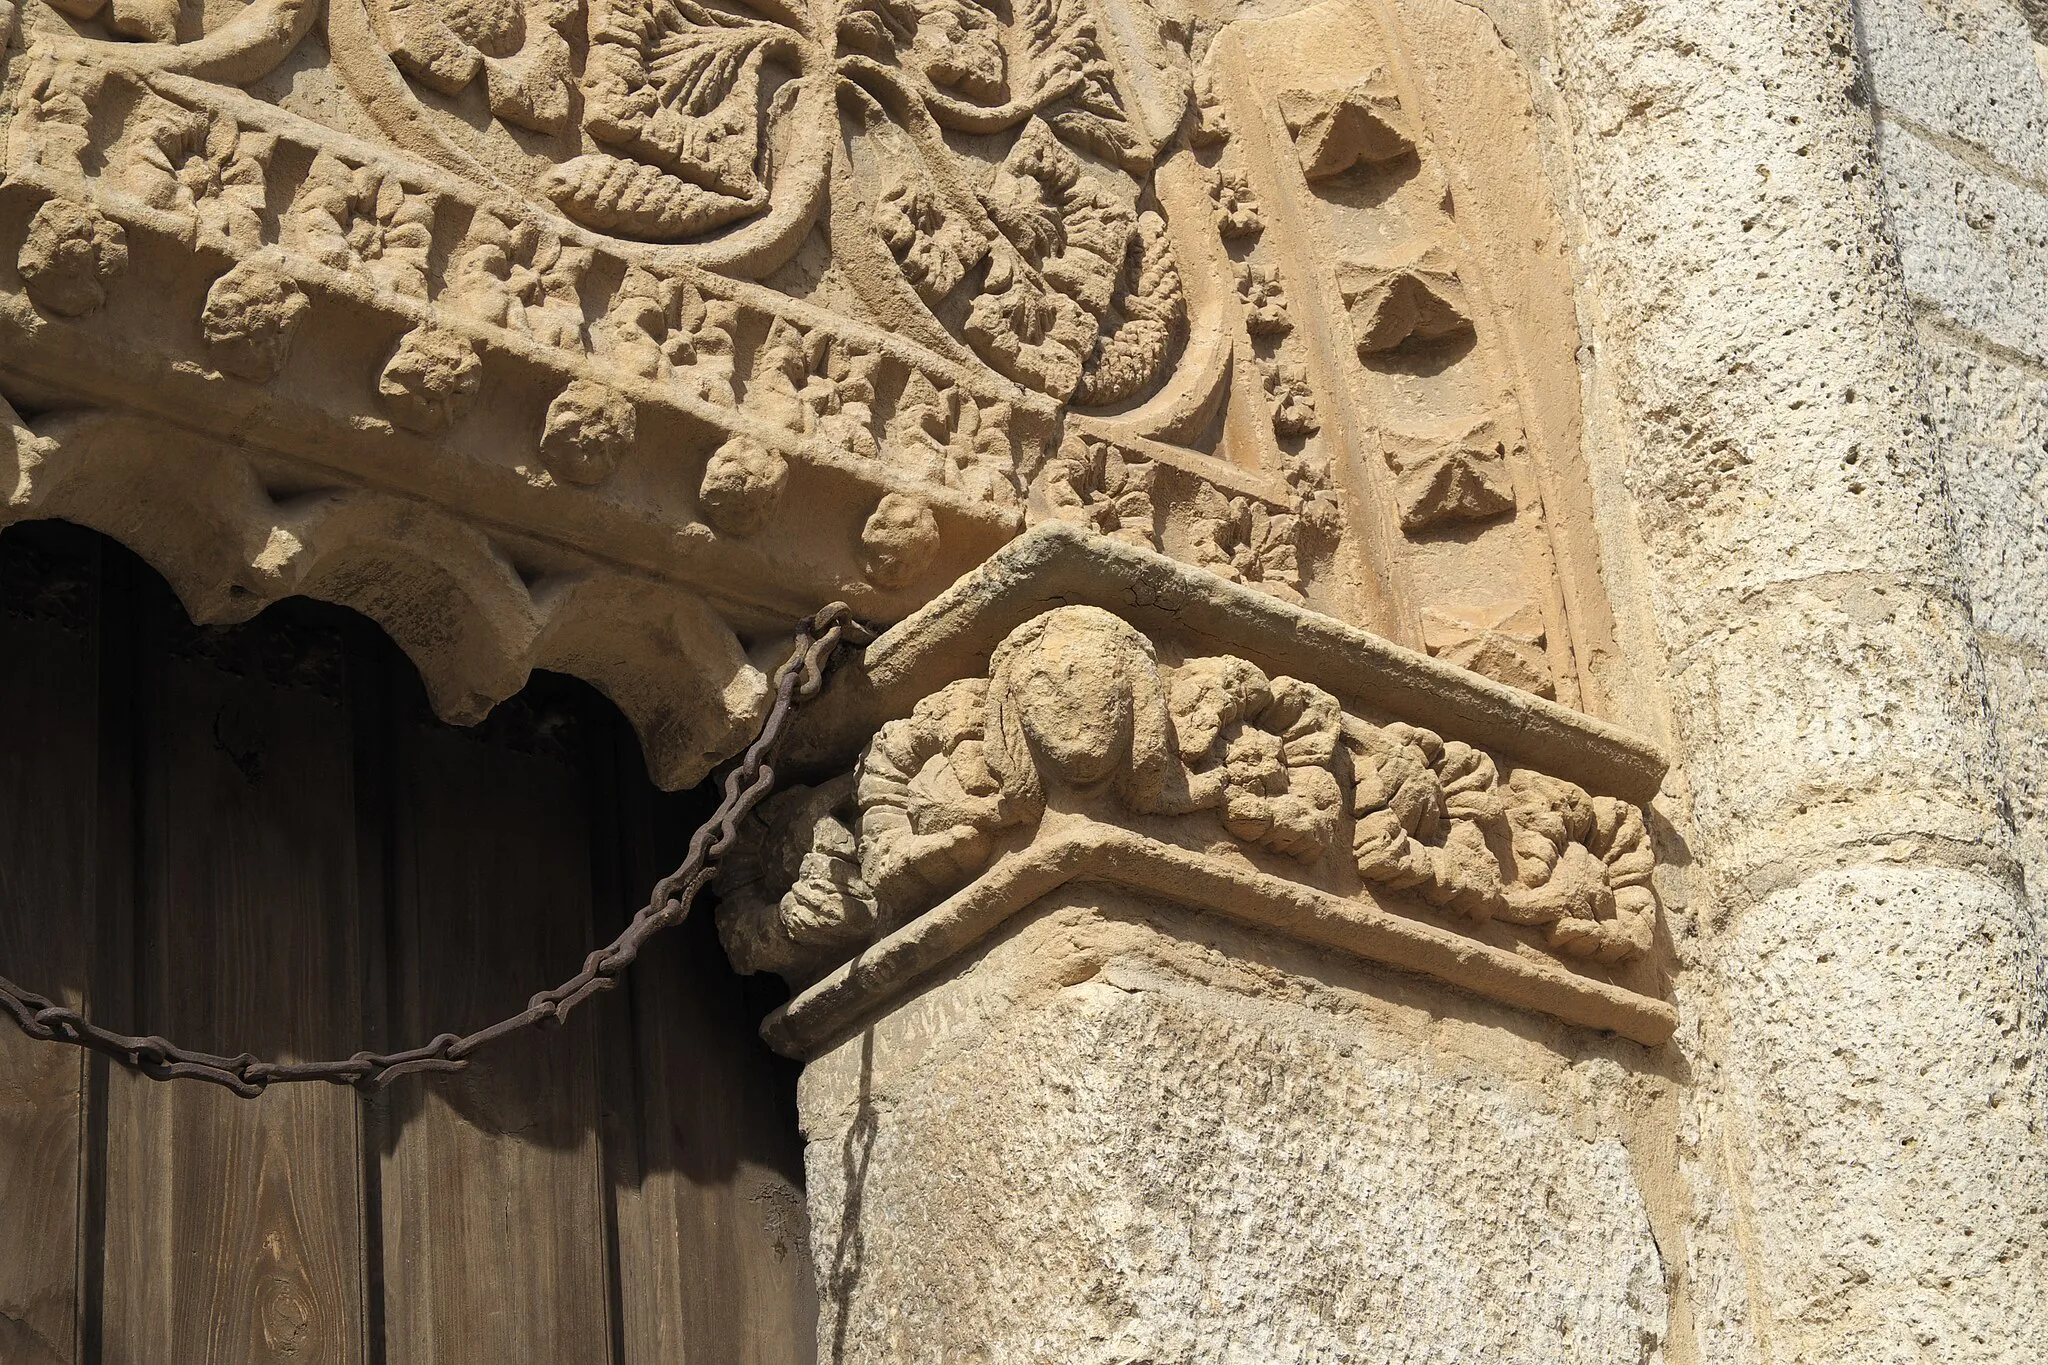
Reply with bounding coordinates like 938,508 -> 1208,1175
100,594 -> 368,1365
0,523 -> 105,1365
608,745 -> 819,1365
379,682 -> 612,1365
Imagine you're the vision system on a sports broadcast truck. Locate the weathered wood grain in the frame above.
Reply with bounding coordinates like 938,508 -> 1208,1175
379,689 -> 613,1365
0,532 -> 818,1365
605,754 -> 819,1365
100,597 -> 367,1365
0,525 -> 104,1365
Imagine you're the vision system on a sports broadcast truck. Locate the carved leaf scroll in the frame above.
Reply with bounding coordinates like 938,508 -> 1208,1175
524,0 -> 1185,406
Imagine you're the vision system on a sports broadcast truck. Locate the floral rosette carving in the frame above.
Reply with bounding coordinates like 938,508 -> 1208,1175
717,608 -> 1663,986
527,0 -> 1190,406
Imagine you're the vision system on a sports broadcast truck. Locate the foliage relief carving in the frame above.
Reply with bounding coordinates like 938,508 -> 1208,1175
717,607 -> 1660,982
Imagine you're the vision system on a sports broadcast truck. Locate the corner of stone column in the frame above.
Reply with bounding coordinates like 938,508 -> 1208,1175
719,527 -> 1688,1362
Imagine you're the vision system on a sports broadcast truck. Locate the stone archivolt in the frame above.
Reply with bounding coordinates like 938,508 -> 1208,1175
0,0 -> 1628,846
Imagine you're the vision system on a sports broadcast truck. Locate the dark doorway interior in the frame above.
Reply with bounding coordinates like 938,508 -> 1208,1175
0,518 -> 817,1365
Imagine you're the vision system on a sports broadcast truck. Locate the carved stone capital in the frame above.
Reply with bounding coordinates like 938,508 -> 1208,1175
717,524 -> 1675,1052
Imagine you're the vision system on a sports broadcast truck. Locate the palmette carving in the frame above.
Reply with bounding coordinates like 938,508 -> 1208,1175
716,607 -> 1661,984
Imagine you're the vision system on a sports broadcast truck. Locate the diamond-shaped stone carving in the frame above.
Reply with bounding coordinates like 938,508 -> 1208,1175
1382,416 -> 1520,531
1278,79 -> 1416,182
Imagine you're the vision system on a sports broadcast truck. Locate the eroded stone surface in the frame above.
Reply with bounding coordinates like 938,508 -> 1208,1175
4,0 -> 2048,1360
801,894 -> 1671,1365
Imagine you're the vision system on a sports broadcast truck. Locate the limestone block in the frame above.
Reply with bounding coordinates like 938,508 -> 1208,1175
1715,863 -> 2048,1362
1881,121 -> 2048,364
1983,643 -> 2048,899
800,892 -> 1671,1365
1652,577 -> 2002,884
1915,326 -> 2048,652
1857,0 -> 2048,179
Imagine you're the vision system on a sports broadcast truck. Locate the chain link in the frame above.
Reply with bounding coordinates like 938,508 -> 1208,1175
0,603 -> 874,1098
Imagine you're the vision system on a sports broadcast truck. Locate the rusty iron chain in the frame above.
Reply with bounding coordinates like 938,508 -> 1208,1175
0,603 -> 874,1098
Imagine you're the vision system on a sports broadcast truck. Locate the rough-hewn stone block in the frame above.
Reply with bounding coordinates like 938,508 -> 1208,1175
1916,325 -> 2048,652
1882,122 -> 2048,363
1859,0 -> 2048,179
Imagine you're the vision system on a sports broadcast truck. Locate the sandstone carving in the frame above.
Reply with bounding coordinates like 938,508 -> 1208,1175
1189,483 -> 1303,604
539,380 -> 637,485
1278,79 -> 1416,182
698,437 -> 789,535
378,326 -> 484,433
285,155 -> 437,300
1030,435 -> 1157,548
18,199 -> 127,317
378,0 -> 577,133
200,256 -> 311,381
1263,359 -> 1321,439
0,0 -> 1620,702
860,493 -> 942,589
1238,265 -> 1293,337
1340,253 -> 1475,361
718,604 -> 1659,987
443,211 -> 591,349
118,108 -> 272,249
1382,417 -> 1520,531
1210,167 -> 1264,241
1422,602 -> 1553,699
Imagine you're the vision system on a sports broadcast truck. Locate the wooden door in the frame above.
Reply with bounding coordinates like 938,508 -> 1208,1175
0,519 -> 818,1365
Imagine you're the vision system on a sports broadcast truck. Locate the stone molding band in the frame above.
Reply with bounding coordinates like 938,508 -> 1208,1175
763,817 -> 1679,1058
725,524 -> 1675,1048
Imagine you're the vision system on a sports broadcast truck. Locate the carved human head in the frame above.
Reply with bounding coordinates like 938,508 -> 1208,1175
985,607 -> 1169,809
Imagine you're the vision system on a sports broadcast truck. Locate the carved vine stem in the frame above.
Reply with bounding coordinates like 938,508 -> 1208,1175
0,603 -> 875,1097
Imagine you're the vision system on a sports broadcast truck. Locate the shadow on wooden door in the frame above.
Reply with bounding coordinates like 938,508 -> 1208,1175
0,518 -> 818,1365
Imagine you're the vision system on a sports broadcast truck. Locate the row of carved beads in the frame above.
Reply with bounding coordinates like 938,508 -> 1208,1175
7,61 -> 1025,509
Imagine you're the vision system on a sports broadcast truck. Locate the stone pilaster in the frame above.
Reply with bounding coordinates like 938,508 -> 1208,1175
721,525 -> 1684,1358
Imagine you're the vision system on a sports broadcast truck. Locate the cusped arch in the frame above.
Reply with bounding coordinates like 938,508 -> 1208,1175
2,401 -> 764,787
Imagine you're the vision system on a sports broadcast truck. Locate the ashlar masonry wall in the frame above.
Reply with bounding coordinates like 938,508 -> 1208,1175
1522,0 -> 2048,1359
1858,0 -> 2048,914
